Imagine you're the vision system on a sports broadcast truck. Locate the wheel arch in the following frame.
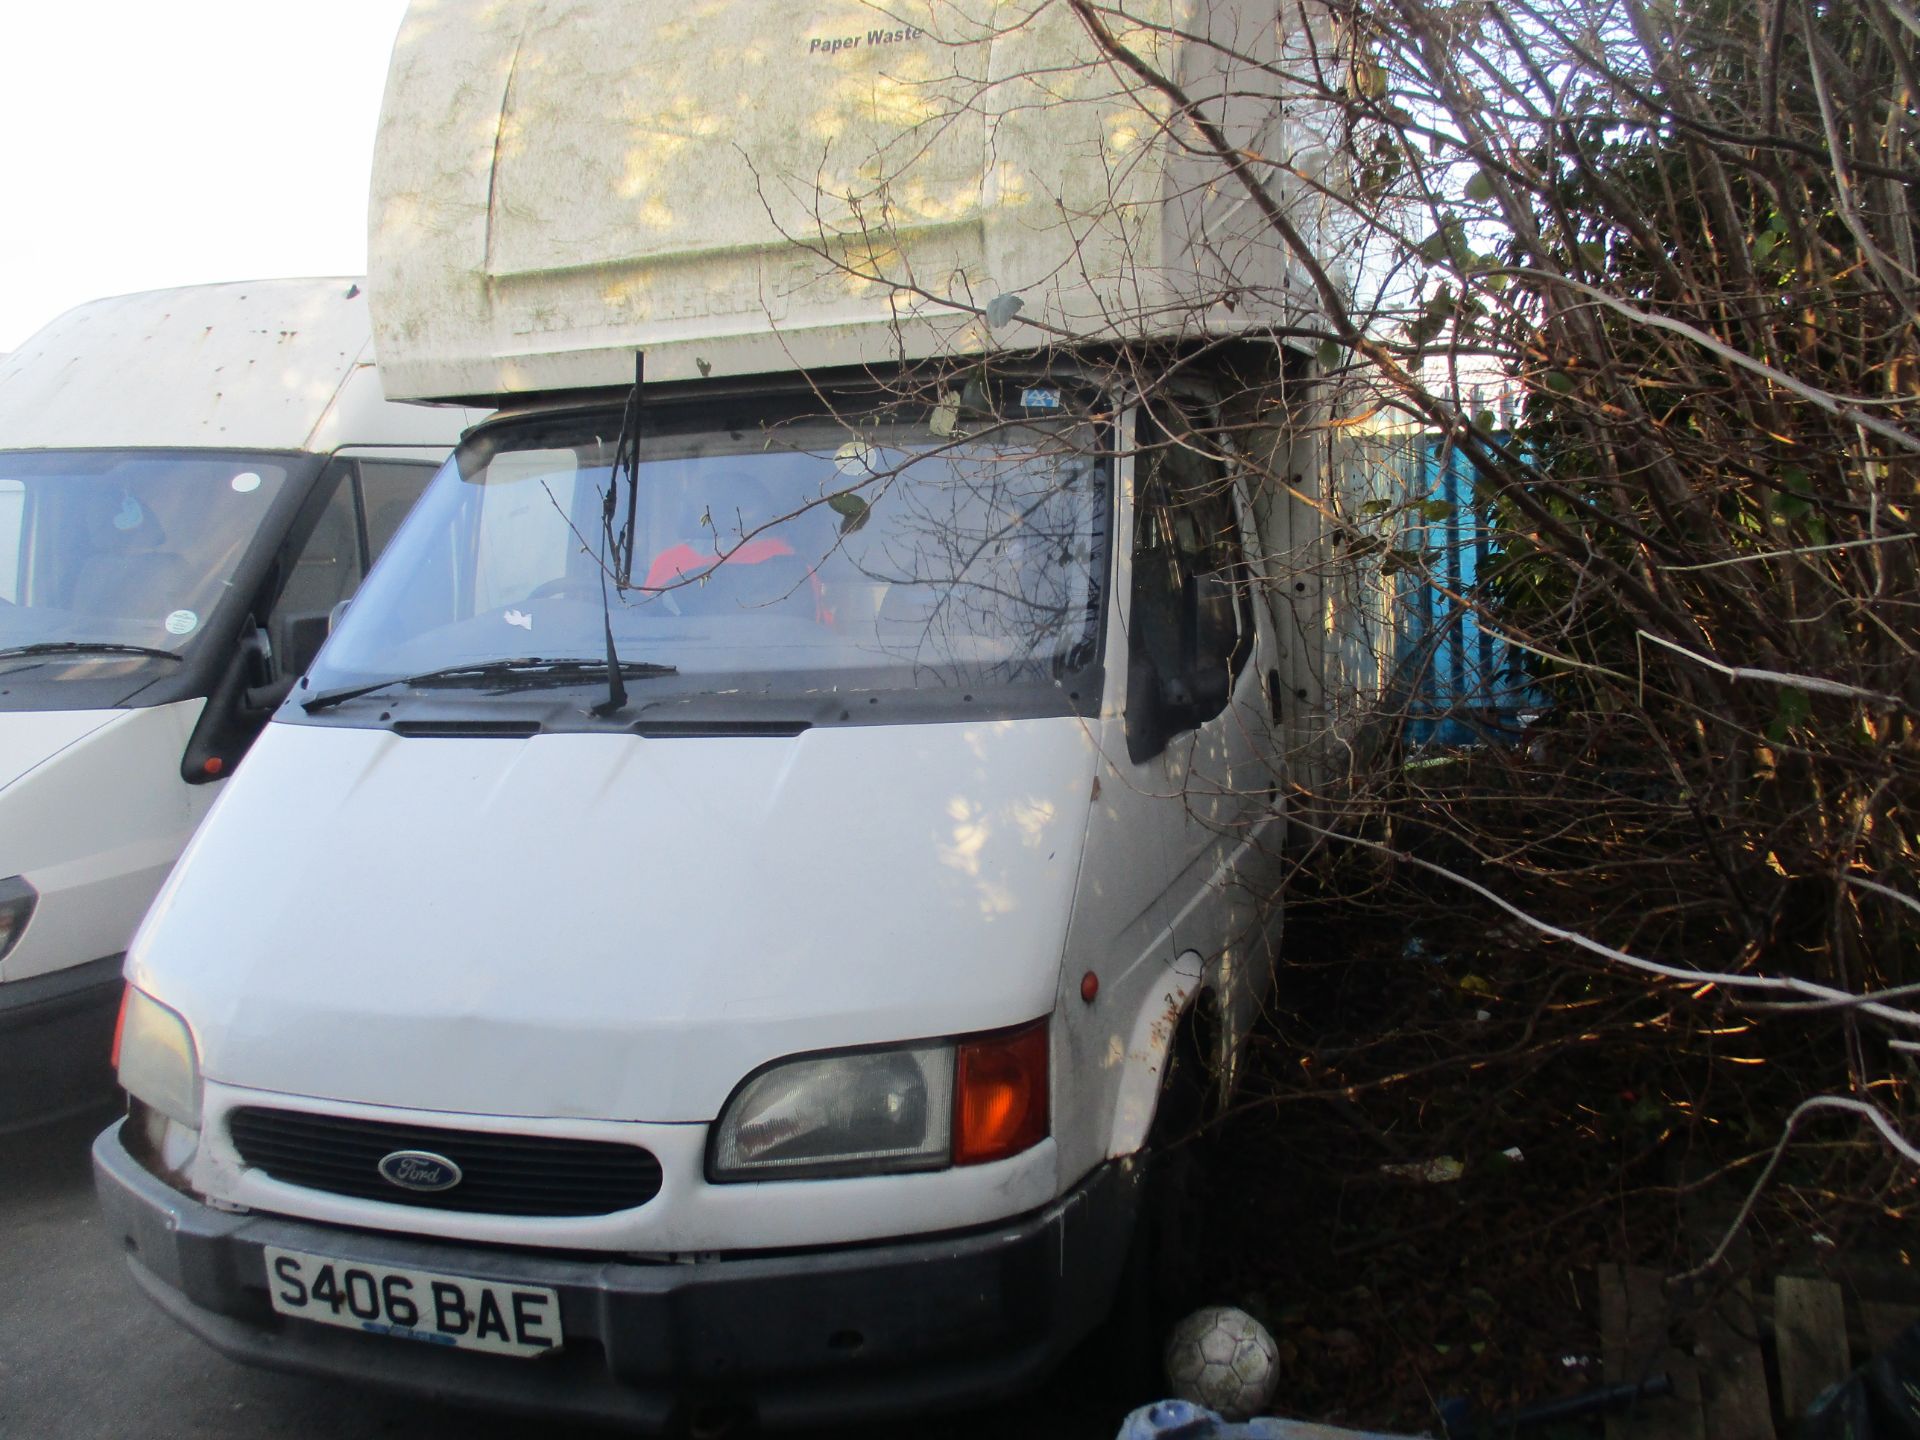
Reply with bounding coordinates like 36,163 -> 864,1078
1103,948 -> 1216,1159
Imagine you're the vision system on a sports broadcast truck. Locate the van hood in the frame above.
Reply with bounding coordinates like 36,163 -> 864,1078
0,708 -> 124,795
131,716 -> 1098,1121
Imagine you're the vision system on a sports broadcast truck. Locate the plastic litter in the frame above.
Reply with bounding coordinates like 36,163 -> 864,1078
1118,1398 -> 1418,1440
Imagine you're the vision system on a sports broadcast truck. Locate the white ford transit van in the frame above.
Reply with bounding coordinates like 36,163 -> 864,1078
95,2 -> 1358,1427
0,279 -> 475,1126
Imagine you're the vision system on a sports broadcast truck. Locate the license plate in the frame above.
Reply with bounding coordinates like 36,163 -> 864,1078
264,1246 -> 563,1358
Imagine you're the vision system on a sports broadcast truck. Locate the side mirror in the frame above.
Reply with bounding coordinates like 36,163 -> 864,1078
1126,649 -> 1175,763
1126,650 -> 1199,763
1183,572 -> 1235,715
179,627 -> 284,785
1126,574 -> 1237,764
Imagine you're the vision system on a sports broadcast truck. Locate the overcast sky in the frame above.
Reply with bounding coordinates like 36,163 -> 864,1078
0,2 -> 409,352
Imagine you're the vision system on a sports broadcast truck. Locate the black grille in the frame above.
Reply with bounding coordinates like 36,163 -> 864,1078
227,1107 -> 663,1217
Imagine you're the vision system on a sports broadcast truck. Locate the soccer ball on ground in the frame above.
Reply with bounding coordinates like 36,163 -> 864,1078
1161,1304 -> 1281,1421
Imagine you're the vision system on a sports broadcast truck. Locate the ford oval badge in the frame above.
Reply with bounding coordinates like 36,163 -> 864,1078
377,1149 -> 463,1193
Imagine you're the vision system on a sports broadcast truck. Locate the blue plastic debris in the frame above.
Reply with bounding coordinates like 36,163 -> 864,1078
1118,1398 -> 1423,1440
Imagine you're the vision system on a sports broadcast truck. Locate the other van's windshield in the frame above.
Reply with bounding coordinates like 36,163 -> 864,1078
309,398 -> 1107,702
0,451 -> 291,673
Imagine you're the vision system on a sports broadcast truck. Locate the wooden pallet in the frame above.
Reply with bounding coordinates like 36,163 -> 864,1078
1598,1265 -> 1918,1440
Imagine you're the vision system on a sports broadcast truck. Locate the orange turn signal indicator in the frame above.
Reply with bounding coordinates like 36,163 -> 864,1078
109,984 -> 129,1070
953,1019 -> 1049,1167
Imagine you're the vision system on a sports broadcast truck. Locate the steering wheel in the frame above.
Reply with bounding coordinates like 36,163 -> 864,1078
524,576 -> 587,602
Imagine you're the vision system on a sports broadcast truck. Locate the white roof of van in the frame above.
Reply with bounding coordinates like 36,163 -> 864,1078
0,278 -> 473,452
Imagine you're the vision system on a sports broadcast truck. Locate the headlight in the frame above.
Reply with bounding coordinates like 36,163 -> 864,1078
710,1019 -> 1050,1182
711,1043 -> 954,1180
0,876 -> 36,963
115,986 -> 202,1127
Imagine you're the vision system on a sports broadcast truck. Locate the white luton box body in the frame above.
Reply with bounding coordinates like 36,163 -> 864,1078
370,0 -> 1337,397
95,4 -> 1365,1427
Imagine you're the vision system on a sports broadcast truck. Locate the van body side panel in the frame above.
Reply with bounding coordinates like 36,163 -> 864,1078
0,701 -> 210,984
1050,711 -> 1196,1184
130,716 -> 1099,1123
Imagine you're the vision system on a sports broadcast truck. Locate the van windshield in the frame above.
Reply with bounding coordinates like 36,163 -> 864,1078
0,450 -> 292,676
307,397 -> 1108,706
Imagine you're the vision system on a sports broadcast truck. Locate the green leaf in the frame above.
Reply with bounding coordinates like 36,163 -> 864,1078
827,492 -> 872,534
1780,464 -> 1811,494
1543,371 -> 1575,394
1473,409 -> 1497,433
1773,686 -> 1812,735
1381,546 -> 1428,576
1464,169 -> 1496,202
1769,492 -> 1811,522
1359,498 -> 1394,517
1420,499 -> 1457,522
1318,339 -> 1343,371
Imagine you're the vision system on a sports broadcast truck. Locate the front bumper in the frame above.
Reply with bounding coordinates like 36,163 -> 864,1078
94,1119 -> 1139,1430
0,954 -> 121,1130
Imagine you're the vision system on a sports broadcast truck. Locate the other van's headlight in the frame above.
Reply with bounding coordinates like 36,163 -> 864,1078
710,1020 -> 1050,1181
115,987 -> 202,1128
0,876 -> 36,963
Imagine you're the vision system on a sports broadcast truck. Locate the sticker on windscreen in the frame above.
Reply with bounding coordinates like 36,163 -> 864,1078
164,609 -> 198,636
230,471 -> 262,493
113,495 -> 144,531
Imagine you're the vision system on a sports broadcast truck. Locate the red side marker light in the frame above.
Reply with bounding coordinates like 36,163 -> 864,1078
201,757 -> 224,777
1080,971 -> 1099,1003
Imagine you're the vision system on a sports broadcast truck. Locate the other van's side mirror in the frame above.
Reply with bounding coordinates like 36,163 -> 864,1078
180,627 -> 288,784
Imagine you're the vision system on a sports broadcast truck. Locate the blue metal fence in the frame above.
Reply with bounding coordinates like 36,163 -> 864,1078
1393,435 -> 1539,747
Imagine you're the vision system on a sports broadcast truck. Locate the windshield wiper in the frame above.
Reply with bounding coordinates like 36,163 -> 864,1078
0,641 -> 183,662
300,656 -> 678,713
593,349 -> 646,717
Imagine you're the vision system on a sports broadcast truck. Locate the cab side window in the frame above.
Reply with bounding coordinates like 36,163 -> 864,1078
270,466 -> 359,679
267,459 -> 437,679
358,461 -> 436,562
0,479 -> 23,603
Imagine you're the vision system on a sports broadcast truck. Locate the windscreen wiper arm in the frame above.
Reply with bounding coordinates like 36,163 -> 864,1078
300,657 -> 678,713
593,349 -> 646,717
0,641 -> 184,661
